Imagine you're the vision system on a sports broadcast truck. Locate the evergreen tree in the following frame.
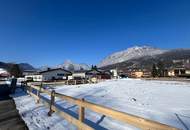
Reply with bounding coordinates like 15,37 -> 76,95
93,65 -> 97,70
157,61 -> 164,77
152,64 -> 157,77
91,65 -> 94,70
9,64 -> 22,78
91,65 -> 97,70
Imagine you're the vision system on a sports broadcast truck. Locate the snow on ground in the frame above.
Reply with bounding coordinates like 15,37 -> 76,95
12,90 -> 77,130
12,79 -> 190,130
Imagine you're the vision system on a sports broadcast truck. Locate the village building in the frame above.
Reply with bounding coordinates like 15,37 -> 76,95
23,70 -> 38,76
129,70 -> 143,78
25,74 -> 42,82
72,70 -> 88,80
126,69 -> 152,78
24,68 -> 72,82
110,69 -> 118,78
167,67 -> 190,77
0,68 -> 10,80
39,68 -> 72,81
117,69 -> 128,78
85,69 -> 112,82
142,70 -> 152,78
186,70 -> 190,75
131,70 -> 143,78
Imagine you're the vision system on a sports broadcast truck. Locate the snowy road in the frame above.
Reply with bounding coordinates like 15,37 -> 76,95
13,79 -> 190,130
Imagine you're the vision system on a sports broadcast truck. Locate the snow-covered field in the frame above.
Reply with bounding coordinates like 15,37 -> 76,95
12,79 -> 190,130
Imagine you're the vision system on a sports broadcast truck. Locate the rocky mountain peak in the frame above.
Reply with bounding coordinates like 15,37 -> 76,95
98,46 -> 167,67
56,60 -> 90,71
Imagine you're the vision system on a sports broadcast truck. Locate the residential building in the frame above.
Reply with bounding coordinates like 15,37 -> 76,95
168,67 -> 190,77
25,74 -> 43,82
127,69 -> 151,78
23,70 -> 38,76
24,68 -> 72,82
72,70 -> 87,80
39,68 -> 72,81
110,69 -> 118,78
0,68 -> 10,80
86,69 -> 111,80
131,71 -> 143,78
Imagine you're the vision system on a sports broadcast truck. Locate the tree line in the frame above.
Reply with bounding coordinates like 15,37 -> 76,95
8,64 -> 22,78
152,61 -> 165,77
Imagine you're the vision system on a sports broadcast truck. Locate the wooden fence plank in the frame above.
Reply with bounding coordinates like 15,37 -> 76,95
39,95 -> 94,130
52,105 -> 94,130
54,92 -> 179,130
29,85 -> 180,130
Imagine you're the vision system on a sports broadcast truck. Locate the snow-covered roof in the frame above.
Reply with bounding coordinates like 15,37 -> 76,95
0,68 -> 8,74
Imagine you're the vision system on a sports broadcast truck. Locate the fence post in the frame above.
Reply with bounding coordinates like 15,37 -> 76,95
75,80 -> 77,85
36,82 -> 42,103
24,81 -> 28,93
25,82 -> 28,94
79,98 -> 85,123
29,85 -> 32,96
48,90 -> 55,116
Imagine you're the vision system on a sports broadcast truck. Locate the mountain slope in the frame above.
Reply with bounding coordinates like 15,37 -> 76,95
98,46 -> 167,67
0,62 -> 36,71
19,63 -> 36,71
100,48 -> 190,70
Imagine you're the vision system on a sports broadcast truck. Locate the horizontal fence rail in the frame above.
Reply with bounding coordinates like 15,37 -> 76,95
26,83 -> 180,130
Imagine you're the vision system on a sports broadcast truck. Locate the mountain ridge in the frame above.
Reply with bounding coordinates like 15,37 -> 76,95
98,46 -> 167,67
56,60 -> 90,71
99,47 -> 190,70
0,62 -> 36,71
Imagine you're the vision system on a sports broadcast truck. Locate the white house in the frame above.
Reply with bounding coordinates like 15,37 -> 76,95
24,68 -> 72,82
0,68 -> 10,80
167,67 -> 190,77
23,70 -> 38,76
186,70 -> 190,74
25,74 -> 43,82
110,69 -> 118,78
72,70 -> 87,79
39,68 -> 72,81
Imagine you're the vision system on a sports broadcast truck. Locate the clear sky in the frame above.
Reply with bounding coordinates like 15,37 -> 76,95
0,0 -> 190,67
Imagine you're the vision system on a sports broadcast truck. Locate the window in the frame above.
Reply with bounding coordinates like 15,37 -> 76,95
57,73 -> 65,76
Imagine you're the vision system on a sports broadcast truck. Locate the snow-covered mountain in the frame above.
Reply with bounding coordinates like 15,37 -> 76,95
98,46 -> 167,67
56,60 -> 90,71
37,65 -> 51,71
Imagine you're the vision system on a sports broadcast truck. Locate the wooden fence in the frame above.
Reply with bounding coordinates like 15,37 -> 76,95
26,83 -> 180,130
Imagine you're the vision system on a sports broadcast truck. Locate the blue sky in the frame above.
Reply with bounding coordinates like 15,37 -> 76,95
0,0 -> 190,67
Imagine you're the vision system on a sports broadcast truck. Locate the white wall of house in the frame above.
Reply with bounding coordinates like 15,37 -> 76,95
168,70 -> 175,76
25,75 -> 43,82
68,75 -> 73,80
72,72 -> 86,78
41,69 -> 70,81
110,69 -> 118,77
185,70 -> 190,74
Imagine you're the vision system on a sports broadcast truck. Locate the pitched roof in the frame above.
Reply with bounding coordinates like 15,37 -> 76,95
86,69 -> 112,75
39,68 -> 72,74
72,70 -> 88,73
